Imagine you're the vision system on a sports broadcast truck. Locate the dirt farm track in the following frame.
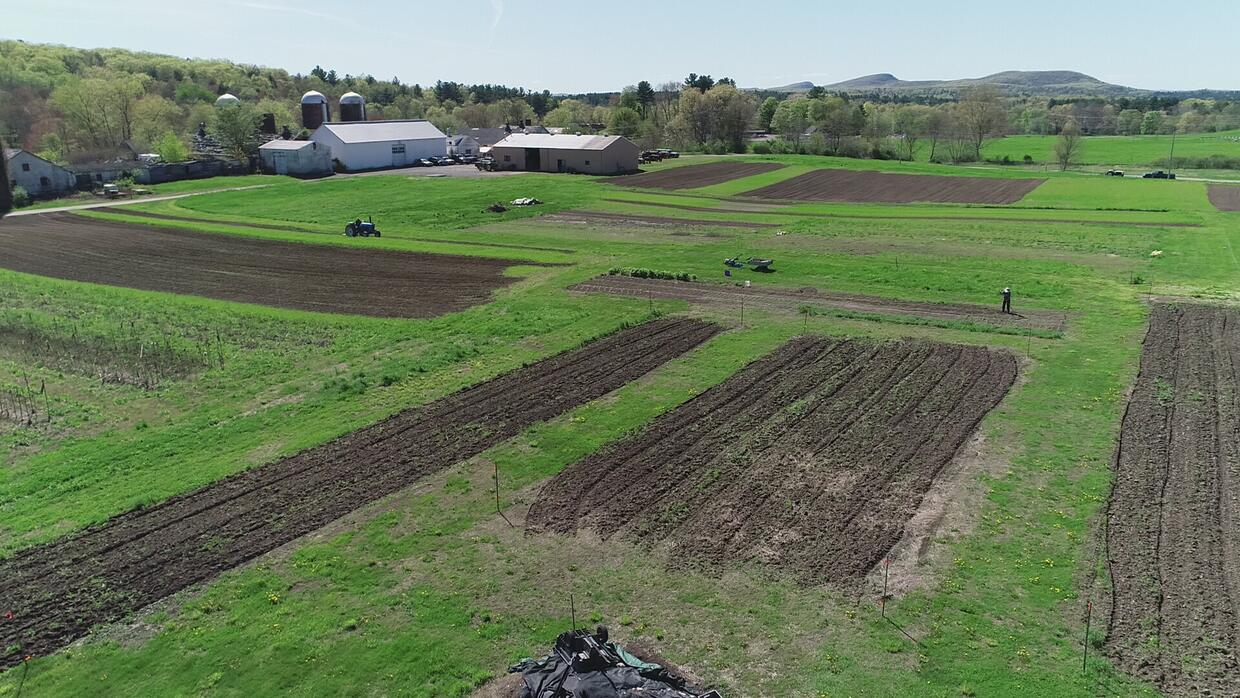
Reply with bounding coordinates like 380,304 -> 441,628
0,318 -> 720,669
0,213 -> 531,317
1105,303 -> 1240,696
529,336 -> 1017,585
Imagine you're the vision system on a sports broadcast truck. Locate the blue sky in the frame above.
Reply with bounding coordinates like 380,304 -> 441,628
3,0 -> 1237,92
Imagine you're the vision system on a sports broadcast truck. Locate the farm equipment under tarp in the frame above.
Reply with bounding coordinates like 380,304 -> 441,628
510,627 -> 720,698
724,255 -> 774,271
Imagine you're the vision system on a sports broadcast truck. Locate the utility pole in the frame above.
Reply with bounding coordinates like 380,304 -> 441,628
1167,130 -> 1177,177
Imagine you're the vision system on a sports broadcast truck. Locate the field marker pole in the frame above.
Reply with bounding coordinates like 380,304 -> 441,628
1082,600 -> 1092,674
493,461 -> 513,528
740,296 -> 745,327
881,558 -> 890,618
570,593 -> 577,631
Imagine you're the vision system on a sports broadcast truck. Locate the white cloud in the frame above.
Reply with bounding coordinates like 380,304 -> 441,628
489,0 -> 504,43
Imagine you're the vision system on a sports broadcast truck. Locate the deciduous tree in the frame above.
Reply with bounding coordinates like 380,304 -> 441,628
1053,118 -> 1082,170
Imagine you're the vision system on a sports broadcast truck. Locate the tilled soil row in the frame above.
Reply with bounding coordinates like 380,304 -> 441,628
99,208 -> 576,254
0,318 -> 721,669
1207,184 -> 1240,212
0,214 -> 533,318
540,211 -> 779,229
528,336 -> 1016,585
599,197 -> 1200,228
571,274 -> 1067,333
1104,303 -> 1240,696
610,162 -> 786,190
742,169 -> 1044,205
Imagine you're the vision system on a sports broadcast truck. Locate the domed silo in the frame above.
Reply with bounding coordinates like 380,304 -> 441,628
301,90 -> 329,130
215,93 -> 241,108
339,91 -> 366,122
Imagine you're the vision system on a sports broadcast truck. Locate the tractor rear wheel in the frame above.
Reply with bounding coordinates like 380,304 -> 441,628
345,224 -> 356,237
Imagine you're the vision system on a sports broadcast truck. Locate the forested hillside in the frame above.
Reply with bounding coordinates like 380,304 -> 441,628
0,40 -> 760,164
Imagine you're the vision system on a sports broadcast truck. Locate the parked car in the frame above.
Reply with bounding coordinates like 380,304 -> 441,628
417,158 -> 435,167
458,155 -> 478,164
1104,169 -> 1124,177
432,156 -> 454,166
1142,170 -> 1176,179
657,149 -> 680,159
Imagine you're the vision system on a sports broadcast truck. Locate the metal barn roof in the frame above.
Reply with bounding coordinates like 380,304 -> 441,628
315,120 -> 446,144
492,133 -> 629,151
259,140 -> 318,151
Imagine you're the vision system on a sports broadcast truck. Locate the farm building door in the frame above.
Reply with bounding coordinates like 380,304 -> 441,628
524,148 -> 541,171
556,158 -> 565,172
392,143 -> 407,167
273,153 -> 288,175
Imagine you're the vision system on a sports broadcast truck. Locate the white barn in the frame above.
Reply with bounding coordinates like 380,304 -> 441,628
310,120 -> 447,172
258,140 -> 333,177
4,148 -> 76,197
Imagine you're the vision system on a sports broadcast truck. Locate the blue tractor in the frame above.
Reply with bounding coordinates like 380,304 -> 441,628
344,216 -> 381,237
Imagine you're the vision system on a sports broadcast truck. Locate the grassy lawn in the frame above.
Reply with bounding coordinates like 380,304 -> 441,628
2,158 -> 1236,696
978,130 -> 1240,169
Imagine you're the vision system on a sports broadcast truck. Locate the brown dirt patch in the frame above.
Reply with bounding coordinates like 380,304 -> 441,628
541,210 -> 778,230
527,335 -> 1017,586
1104,303 -> 1240,696
0,213 -> 537,318
0,318 -> 721,669
610,162 -> 785,190
1207,184 -> 1240,212
743,169 -> 1044,204
571,275 -> 1067,333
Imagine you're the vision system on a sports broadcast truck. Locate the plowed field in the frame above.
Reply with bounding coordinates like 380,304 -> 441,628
610,162 -> 785,190
528,336 -> 1017,585
571,275 -> 1067,333
0,318 -> 720,669
1105,303 -> 1240,696
742,169 -> 1044,204
0,213 -> 531,317
1207,184 -> 1240,212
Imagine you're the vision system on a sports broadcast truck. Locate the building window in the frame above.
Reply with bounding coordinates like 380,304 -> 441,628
585,160 -> 591,165
391,144 -> 406,154
40,176 -> 49,186
95,174 -> 102,181
503,155 -> 511,162
21,163 -> 30,171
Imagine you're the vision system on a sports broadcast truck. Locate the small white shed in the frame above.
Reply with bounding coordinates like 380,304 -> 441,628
310,120 -> 447,172
258,140 -> 333,177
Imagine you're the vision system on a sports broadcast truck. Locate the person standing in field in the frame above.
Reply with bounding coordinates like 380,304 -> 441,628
1001,287 -> 1012,314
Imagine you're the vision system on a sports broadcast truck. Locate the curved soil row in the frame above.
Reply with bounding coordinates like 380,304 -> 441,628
97,208 -> 576,253
610,162 -> 785,190
600,197 -> 1199,228
528,335 -> 1016,586
1207,184 -> 1240,211
571,275 -> 1067,333
743,169 -> 1044,205
0,213 -> 537,318
0,317 -> 720,669
541,211 -> 779,229
1105,303 -> 1240,696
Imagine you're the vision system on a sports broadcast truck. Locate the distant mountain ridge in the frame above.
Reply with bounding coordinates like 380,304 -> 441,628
770,70 -> 1146,96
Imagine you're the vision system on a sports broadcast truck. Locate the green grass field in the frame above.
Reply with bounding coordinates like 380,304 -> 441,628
976,130 -> 1240,172
2,156 -> 1236,696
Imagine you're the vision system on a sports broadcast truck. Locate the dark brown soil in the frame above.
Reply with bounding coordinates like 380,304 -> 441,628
1207,184 -> 1240,212
527,336 -> 1017,586
1104,303 -> 1240,696
0,213 -> 536,318
600,197 -> 1199,228
0,318 -> 721,669
610,162 -> 785,190
100,208 -> 576,253
541,211 -> 779,229
571,275 -> 1067,333
742,169 -> 1044,204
